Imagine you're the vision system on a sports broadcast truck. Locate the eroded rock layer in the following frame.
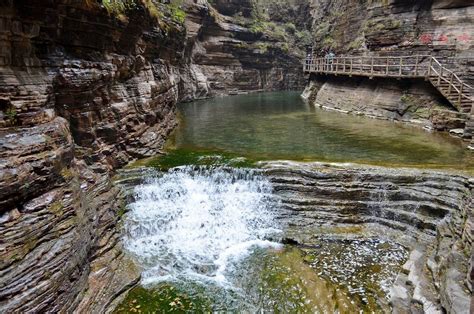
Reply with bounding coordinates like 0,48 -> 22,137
0,0 -> 310,312
0,1 -> 183,311
262,161 -> 473,313
179,0 -> 309,100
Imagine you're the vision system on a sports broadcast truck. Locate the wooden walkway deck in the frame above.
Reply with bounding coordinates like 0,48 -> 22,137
303,55 -> 473,114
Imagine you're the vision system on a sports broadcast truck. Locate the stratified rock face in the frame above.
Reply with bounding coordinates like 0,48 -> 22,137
262,161 -> 473,313
302,75 -> 468,131
305,0 -> 474,143
0,1 -> 184,311
179,0 -> 309,101
0,0 -> 312,311
309,0 -> 473,58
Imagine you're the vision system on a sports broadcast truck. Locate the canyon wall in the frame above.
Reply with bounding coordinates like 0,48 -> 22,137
0,1 -> 183,311
179,0 -> 310,100
0,0 -> 309,311
303,0 -> 474,147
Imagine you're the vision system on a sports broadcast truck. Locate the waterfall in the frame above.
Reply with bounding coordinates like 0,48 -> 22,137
123,166 -> 282,286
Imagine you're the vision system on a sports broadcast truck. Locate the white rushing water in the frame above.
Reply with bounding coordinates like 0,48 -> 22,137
123,166 -> 282,286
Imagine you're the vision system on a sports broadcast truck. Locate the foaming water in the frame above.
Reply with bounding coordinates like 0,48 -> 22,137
123,166 -> 282,286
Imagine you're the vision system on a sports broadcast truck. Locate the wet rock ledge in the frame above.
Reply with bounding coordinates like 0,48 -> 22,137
261,161 -> 473,313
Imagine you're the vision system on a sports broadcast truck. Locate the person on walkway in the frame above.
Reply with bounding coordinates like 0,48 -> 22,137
328,51 -> 336,71
306,52 -> 312,71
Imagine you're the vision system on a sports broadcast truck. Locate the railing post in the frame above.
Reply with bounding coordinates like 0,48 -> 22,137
350,58 -> 353,76
399,58 -> 402,76
415,55 -> 419,76
438,66 -> 442,85
448,73 -> 454,95
371,57 -> 374,76
458,84 -> 463,105
386,58 -> 389,75
343,58 -> 346,72
427,57 -> 432,78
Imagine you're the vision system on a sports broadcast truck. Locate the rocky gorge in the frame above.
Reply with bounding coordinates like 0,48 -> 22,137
0,0 -> 473,313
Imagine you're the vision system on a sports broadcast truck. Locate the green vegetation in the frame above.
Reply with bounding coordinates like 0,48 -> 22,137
49,201 -> 64,215
84,0 -> 161,21
100,0 -> 137,17
117,204 -> 127,218
284,22 -> 296,34
280,42 -> 290,53
5,107 -> 17,125
255,42 -> 270,53
169,3 -> 186,24
348,37 -> 364,50
60,168 -> 74,180
143,0 -> 161,20
114,284 -> 213,313
313,21 -> 336,50
322,35 -> 335,48
295,30 -> 312,47
363,18 -> 401,33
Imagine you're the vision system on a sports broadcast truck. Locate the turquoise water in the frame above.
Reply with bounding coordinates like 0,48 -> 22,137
169,91 -> 472,170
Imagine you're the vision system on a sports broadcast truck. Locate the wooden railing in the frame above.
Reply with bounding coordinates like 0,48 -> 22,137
303,55 -> 473,113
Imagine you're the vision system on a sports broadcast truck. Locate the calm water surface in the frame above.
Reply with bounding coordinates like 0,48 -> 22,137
170,91 -> 473,170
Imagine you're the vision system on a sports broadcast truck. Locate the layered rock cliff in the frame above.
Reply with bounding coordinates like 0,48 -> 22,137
0,0 -> 310,311
0,1 -> 184,311
303,0 -> 474,147
263,161 -> 473,313
179,0 -> 310,100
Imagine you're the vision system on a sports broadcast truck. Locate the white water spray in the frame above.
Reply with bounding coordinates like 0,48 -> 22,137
123,166 -> 282,286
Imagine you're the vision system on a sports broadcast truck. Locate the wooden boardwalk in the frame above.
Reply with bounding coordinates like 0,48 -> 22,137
303,55 -> 473,114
